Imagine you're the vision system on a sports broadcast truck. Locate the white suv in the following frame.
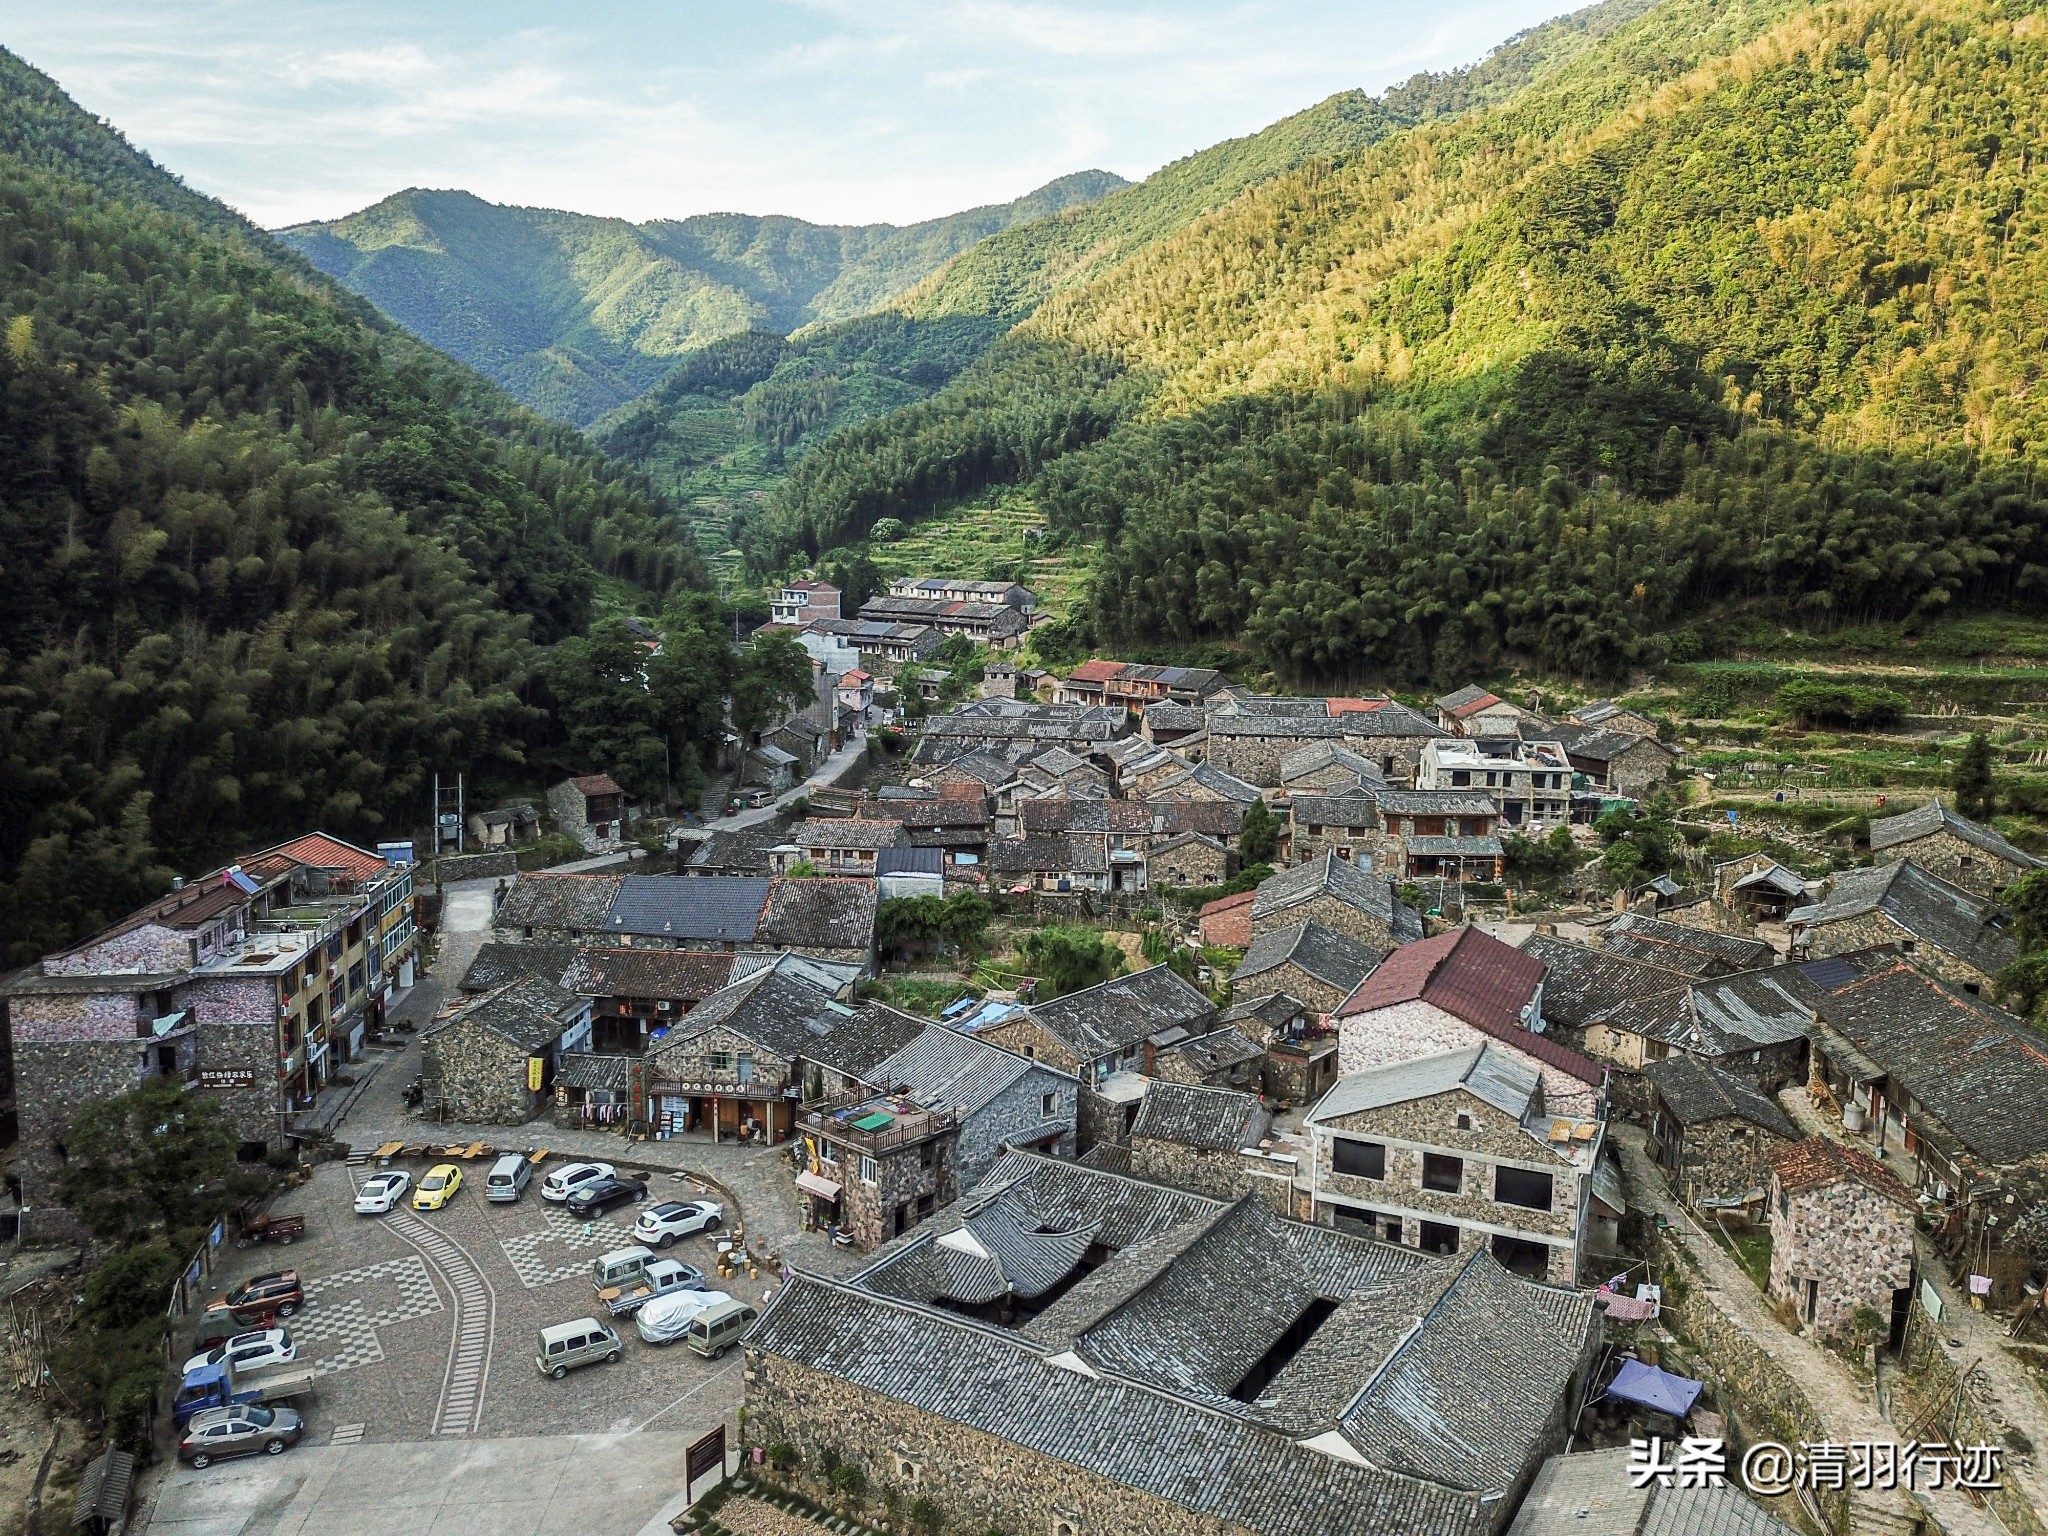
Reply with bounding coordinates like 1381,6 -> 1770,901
183,1329 -> 295,1378
633,1199 -> 725,1249
540,1161 -> 617,1203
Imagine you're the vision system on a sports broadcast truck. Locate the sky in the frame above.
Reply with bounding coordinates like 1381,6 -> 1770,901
6,1 -> 1575,231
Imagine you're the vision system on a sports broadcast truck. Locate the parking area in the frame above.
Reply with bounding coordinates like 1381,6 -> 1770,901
140,1157 -> 756,1535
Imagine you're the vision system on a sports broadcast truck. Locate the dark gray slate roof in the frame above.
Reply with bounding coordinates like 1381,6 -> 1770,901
1130,1080 -> 1269,1152
559,947 -> 737,1002
1217,992 -> 1311,1041
1151,761 -> 1263,803
459,940 -> 576,994
1308,1044 -> 1542,1129
1161,1025 -> 1267,1077
604,875 -> 770,942
1236,921 -> 1385,995
875,846 -> 944,876
556,1052 -> 632,1092
866,1022 -> 1070,1119
1683,968 -> 1820,1054
987,835 -> 1107,873
796,817 -> 907,851
494,873 -> 625,933
1375,788 -> 1499,818
1812,962 -> 2048,1165
1869,800 -> 2044,867
1027,964 -> 1217,1059
759,877 -> 878,950
1280,742 -> 1389,785
1153,799 -> 1245,839
1288,794 -> 1379,827
1643,1055 -> 1799,1138
1789,862 -> 2015,977
654,970 -> 919,1077
1435,685 -> 1495,712
1521,934 -> 1690,1037
1253,853 -> 1425,943
425,973 -> 579,1051
1599,913 -> 1776,977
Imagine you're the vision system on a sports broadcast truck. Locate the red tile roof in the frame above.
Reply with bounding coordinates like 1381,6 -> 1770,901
257,832 -> 388,885
1325,697 -> 1390,715
1770,1136 -> 1915,1206
1066,660 -> 1125,684
1448,691 -> 1505,718
571,773 -> 624,796
1337,927 -> 1603,1086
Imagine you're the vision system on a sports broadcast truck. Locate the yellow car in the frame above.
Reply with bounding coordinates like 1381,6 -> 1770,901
412,1164 -> 462,1211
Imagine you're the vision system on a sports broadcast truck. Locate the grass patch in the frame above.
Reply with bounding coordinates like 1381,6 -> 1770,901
866,487 -> 1096,624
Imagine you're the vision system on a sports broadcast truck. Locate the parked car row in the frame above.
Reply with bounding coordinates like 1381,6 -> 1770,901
352,1156 -> 724,1227
180,1268 -> 318,1469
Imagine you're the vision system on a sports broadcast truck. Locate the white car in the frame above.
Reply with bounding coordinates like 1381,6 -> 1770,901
633,1199 -> 724,1249
541,1162 -> 617,1204
353,1171 -> 412,1215
183,1329 -> 294,1378
635,1288 -> 732,1346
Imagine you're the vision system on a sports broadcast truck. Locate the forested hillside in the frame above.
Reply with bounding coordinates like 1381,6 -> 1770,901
0,49 -> 709,963
766,0 -> 2048,684
280,173 -> 1124,426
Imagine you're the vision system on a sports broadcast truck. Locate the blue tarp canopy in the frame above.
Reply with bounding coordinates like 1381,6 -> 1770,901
1605,1358 -> 1703,1418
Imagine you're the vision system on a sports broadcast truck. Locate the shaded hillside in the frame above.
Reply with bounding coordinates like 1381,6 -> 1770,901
0,48 -> 706,961
279,172 -> 1124,425
765,0 -> 2048,684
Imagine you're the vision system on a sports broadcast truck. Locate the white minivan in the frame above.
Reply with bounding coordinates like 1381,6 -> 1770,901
486,1154 -> 533,1203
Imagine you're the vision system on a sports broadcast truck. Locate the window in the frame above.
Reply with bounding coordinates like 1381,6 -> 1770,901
1451,770 -> 1470,787
1495,1166 -> 1555,1211
1041,1091 -> 1058,1116
817,1142 -> 839,1165
1422,1153 -> 1463,1193
706,1050 -> 733,1072
1419,1220 -> 1461,1255
1900,939 -> 1917,954
859,1155 -> 878,1184
1959,855 -> 1974,871
1455,1112 -> 1473,1131
1331,1138 -> 1385,1179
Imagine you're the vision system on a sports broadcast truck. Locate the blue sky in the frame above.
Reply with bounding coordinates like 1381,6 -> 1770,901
9,1 -> 1574,229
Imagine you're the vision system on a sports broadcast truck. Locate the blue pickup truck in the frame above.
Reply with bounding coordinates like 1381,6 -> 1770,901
172,1358 -> 316,1427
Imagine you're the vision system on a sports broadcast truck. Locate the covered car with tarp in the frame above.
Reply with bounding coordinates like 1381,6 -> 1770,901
635,1287 -> 732,1345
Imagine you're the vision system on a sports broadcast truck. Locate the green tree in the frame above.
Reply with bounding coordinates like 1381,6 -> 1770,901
1017,925 -> 1126,999
732,629 -> 818,740
2004,867 -> 2048,955
1238,799 -> 1282,865
54,1076 -> 265,1245
1952,734 -> 1997,821
1503,826 -> 1581,895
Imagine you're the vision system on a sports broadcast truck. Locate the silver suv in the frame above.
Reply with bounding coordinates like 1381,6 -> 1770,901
177,1404 -> 305,1467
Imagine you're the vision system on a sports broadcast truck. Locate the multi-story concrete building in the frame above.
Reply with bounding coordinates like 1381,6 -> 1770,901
5,832 -> 417,1240
769,579 -> 842,627
1417,738 -> 1573,832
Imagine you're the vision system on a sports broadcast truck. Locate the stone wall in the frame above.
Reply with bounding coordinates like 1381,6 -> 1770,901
1209,730 -> 1434,788
826,1132 -> 959,1252
746,1354 -> 1270,1536
1658,1114 -> 1789,1205
1251,891 -> 1405,951
1286,819 -> 1381,870
1802,908 -> 1991,991
1873,827 -> 2033,899
976,1014 -> 1082,1076
1231,959 -> 1351,1014
420,1018 -> 544,1124
1313,1087 -> 1583,1284
430,851 -> 520,883
180,974 -> 288,1144
1263,1042 -> 1337,1106
1077,1084 -> 1137,1154
46,920 -> 191,977
1768,1177 -> 1915,1338
1147,838 -> 1233,887
1899,1295 -> 2048,1536
15,1039 -> 143,1243
959,1071 -> 1076,1186
1337,998 -> 1601,1116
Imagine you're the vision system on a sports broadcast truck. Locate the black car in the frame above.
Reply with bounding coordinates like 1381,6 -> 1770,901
566,1176 -> 647,1217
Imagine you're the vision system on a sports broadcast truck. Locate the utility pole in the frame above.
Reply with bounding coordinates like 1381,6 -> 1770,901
433,773 -> 464,856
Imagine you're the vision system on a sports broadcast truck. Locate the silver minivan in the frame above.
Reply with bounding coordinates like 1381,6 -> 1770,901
591,1246 -> 656,1292
486,1153 -> 533,1203
536,1317 -> 622,1378
684,1298 -> 759,1361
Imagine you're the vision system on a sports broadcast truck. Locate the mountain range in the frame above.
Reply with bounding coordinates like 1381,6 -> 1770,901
279,173 -> 1127,425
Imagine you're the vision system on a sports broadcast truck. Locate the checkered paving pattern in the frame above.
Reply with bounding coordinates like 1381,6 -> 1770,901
297,1255 -> 444,1377
498,1207 -> 639,1289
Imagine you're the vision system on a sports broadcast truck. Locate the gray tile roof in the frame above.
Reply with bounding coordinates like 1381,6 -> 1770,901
1868,800 -> 2044,867
795,817 -> 907,851
558,947 -> 737,1001
866,1023 -> 1072,1120
1153,799 -> 1245,839
759,877 -> 878,950
1375,788 -> 1499,818
424,973 -> 579,1052
1789,862 -> 2015,977
987,835 -> 1106,873
1130,1080 -> 1269,1152
1280,743 -> 1388,786
1407,835 -> 1505,857
1253,853 -> 1425,943
604,875 -> 770,941
1027,964 -> 1217,1059
1308,1044 -> 1542,1128
1683,968 -> 1820,1054
1521,934 -> 1691,1036
1287,794 -> 1379,827
459,940 -> 576,994
1509,1447 -> 1799,1535
493,873 -> 625,934
1217,992 -> 1311,1041
1643,1055 -> 1799,1138
1435,685 -> 1495,712
1599,913 -> 1776,977
1811,962 -> 2048,1165
1236,921 -> 1385,995
1152,761 -> 1264,803
875,846 -> 944,876
1161,1026 -> 1267,1078
652,970 -> 918,1078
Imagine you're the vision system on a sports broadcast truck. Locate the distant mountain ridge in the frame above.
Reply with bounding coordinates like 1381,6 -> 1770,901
279,171 -> 1126,425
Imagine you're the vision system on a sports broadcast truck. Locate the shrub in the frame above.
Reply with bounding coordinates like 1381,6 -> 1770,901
1775,680 -> 1909,729
767,1443 -> 799,1472
831,1463 -> 867,1501
911,1496 -> 945,1533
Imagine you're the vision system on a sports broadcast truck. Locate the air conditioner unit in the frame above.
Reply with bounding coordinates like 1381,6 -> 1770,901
656,1001 -> 673,1012
278,1002 -> 292,1016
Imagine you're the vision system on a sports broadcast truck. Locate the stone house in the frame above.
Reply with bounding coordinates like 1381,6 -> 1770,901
977,964 -> 1216,1150
1519,720 -> 1677,799
1868,800 -> 2044,897
1433,686 -> 1539,738
642,970 -> 923,1142
1283,793 -> 1381,867
1153,797 -> 1246,845
1598,912 -> 1776,978
556,946 -> 742,1053
792,817 -> 907,874
1335,927 -> 1607,1116
419,974 -> 593,1124
1250,852 -> 1426,950
546,773 -> 629,852
1140,701 -> 1205,746
1216,992 -> 1336,1102
1767,1136 -> 1916,1338
1204,702 -> 1447,788
1371,788 -> 1504,881
1197,890 -> 1254,948
1055,660 -> 1228,712
769,578 -> 841,626
1803,959 -> 2048,1268
492,873 -> 627,943
1307,1043 -> 1601,1285
1567,700 -> 1661,739
1418,737 -> 1573,833
744,1150 -> 1601,1536
861,1024 -> 1078,1187
1145,831 -> 1236,887
799,1088 -> 960,1250
459,939 -> 580,997
986,834 -> 1113,894
1146,759 -> 1263,806
1151,1025 -> 1267,1093
1102,736 -> 1193,797
601,874 -> 880,970
1712,852 -> 1808,925
858,594 -> 1029,645
1127,1080 -> 1279,1201
886,576 -> 1036,610
1517,934 -> 1691,1077
466,802 -> 540,849
1787,860 -> 2014,994
1644,1055 -> 1800,1206
1278,742 -> 1387,795
1232,921 -> 1384,1014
